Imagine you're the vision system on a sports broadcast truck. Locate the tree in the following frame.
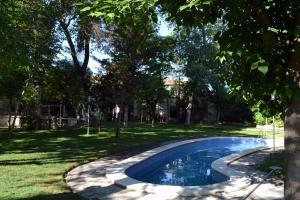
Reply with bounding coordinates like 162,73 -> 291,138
175,24 -> 228,123
138,74 -> 169,127
42,60 -> 92,117
97,13 -> 153,139
0,67 -> 27,132
0,1 -> 27,132
50,0 -> 92,80
1,0 -> 58,131
87,1 -> 300,198
136,35 -> 173,127
100,60 -> 139,139
49,0 -> 102,120
97,10 -> 172,137
162,2 -> 300,198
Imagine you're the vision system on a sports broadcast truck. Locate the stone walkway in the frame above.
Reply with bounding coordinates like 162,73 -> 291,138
65,145 -> 283,200
229,147 -> 284,200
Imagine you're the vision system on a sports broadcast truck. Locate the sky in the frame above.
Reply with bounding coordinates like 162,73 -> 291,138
58,18 -> 174,74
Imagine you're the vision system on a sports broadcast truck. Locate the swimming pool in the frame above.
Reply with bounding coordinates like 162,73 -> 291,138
125,137 -> 267,186
106,137 -> 281,197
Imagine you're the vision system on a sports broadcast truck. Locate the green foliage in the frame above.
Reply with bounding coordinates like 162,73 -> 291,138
174,24 -> 226,98
89,0 -> 300,115
81,0 -> 157,23
158,0 -> 300,114
0,0 -> 59,130
0,1 -> 58,91
0,1 -> 28,68
251,102 -> 283,127
19,82 -> 39,129
98,10 -> 173,114
43,61 -> 90,101
253,111 -> 265,126
0,66 -> 27,101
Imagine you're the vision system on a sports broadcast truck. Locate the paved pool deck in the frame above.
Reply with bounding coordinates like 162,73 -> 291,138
65,140 -> 284,200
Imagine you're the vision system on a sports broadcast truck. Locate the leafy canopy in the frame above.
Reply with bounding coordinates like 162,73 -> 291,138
86,0 -> 300,115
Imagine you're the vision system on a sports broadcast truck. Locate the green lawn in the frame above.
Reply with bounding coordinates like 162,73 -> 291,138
0,123 -> 283,200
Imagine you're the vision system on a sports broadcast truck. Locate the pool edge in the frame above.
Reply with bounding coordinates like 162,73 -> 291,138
105,137 -> 284,197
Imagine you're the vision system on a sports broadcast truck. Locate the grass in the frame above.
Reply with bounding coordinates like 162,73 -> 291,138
257,151 -> 285,179
0,122 -> 283,200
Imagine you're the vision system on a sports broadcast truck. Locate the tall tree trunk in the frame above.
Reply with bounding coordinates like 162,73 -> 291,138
133,101 -> 138,121
216,105 -> 221,123
7,97 -> 12,134
36,84 -> 42,129
98,108 -> 101,133
185,96 -> 193,125
115,112 -> 121,142
76,112 -> 80,125
151,118 -> 155,127
11,100 -> 19,131
166,98 -> 169,124
284,22 -> 300,199
113,104 -> 122,142
149,101 -> 157,127
123,104 -> 128,127
59,19 -> 90,86
284,97 -> 300,200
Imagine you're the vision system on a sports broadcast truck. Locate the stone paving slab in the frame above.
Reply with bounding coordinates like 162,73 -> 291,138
66,157 -> 146,200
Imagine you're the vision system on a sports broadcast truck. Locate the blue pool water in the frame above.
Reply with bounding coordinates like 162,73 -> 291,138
125,137 -> 267,186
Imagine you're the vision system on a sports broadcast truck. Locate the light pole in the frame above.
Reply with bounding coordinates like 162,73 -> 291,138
271,95 -> 276,153
272,115 -> 275,153
86,97 -> 91,136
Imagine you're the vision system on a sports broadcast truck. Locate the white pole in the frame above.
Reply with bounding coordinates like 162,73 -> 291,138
98,107 -> 101,133
87,105 -> 90,136
59,104 -> 62,127
273,115 -> 275,153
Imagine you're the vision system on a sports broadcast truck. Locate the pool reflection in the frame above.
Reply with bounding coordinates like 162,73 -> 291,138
125,138 -> 267,186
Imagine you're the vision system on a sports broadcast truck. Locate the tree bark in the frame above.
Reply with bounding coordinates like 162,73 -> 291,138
216,105 -> 221,123
98,108 -> 101,133
140,111 -> 143,123
284,15 -> 300,199
185,96 -> 193,125
284,97 -> 300,200
7,97 -> 12,133
59,17 -> 90,97
36,84 -> 42,129
148,101 -> 157,127
115,112 -> 121,142
166,98 -> 169,124
123,104 -> 128,127
59,20 -> 81,68
11,100 -> 19,131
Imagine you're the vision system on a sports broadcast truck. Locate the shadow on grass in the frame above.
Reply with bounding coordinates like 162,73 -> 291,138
0,122 -> 263,200
0,123 -> 257,166
17,192 -> 84,200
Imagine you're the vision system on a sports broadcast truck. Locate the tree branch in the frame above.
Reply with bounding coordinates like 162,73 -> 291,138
59,19 -> 81,68
82,39 -> 90,70
65,15 -> 76,28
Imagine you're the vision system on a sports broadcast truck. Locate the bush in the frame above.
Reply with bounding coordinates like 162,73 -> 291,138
251,103 -> 283,127
252,112 -> 283,127
21,115 -> 39,130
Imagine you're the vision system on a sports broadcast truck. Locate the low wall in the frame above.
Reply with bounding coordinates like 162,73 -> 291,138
0,115 -> 21,128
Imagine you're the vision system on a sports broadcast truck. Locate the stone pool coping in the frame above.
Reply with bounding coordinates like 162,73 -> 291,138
106,137 -> 284,197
